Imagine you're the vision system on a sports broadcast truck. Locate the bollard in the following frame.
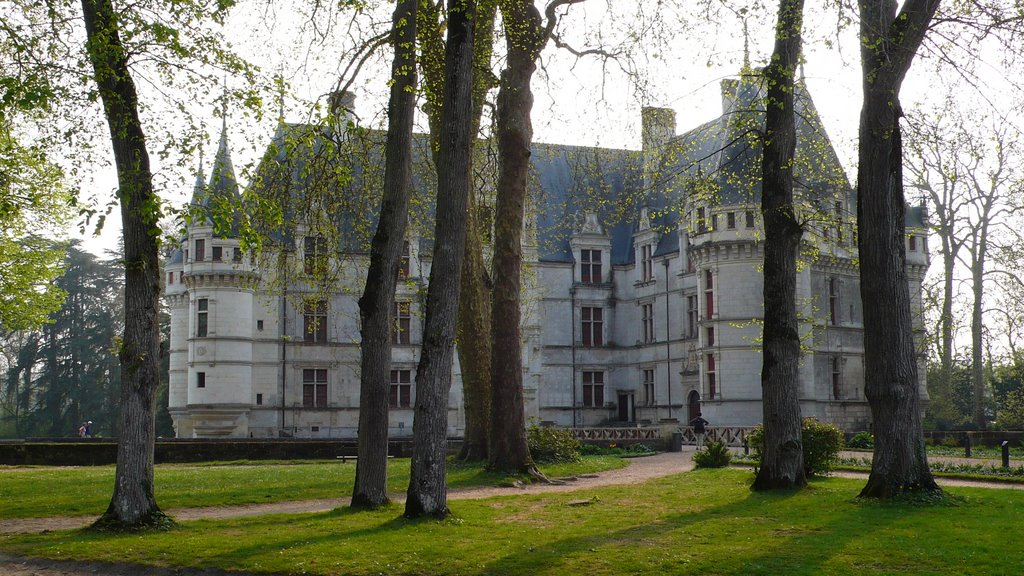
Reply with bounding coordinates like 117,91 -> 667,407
965,434 -> 972,458
1002,441 -> 1010,468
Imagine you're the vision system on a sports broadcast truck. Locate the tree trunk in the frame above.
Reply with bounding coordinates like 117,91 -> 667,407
351,0 -> 417,509
752,0 -> 806,491
856,0 -> 941,499
419,0 -> 498,463
456,0 -> 497,462
487,0 -> 547,475
971,229 -> 989,428
405,0 -> 475,519
81,0 -> 168,528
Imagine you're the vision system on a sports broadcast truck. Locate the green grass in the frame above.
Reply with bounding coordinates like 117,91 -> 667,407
2,468 -> 1023,575
0,456 -> 625,519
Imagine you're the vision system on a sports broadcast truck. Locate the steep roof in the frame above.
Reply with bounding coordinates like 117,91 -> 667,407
190,117 -> 243,237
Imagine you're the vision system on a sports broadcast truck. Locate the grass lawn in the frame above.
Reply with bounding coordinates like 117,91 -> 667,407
0,456 -> 625,519
2,468 -> 1023,575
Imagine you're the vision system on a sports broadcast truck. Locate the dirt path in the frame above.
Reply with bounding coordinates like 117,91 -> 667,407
1,450 -> 1021,575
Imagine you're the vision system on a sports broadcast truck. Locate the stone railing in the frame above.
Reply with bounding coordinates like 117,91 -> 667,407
568,427 -> 662,442
679,426 -> 757,447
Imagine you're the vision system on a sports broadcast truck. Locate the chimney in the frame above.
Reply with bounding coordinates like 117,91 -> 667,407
641,107 -> 676,151
328,90 -> 357,130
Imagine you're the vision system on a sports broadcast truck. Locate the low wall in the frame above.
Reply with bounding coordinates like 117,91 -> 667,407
924,430 -> 1024,448
0,438 -> 431,466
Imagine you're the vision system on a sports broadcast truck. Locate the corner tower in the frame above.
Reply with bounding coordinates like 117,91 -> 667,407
168,118 -> 259,437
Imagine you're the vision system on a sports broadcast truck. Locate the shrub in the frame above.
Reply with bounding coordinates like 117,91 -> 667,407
848,431 -> 874,449
802,418 -> 844,476
940,434 -> 961,448
693,439 -> 732,468
746,418 -> 845,477
527,425 -> 581,464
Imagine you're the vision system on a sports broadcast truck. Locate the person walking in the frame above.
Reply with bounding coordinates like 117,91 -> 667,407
690,413 -> 709,449
84,421 -> 93,438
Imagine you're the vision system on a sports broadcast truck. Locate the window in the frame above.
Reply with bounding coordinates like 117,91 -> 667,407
835,202 -> 844,242
687,295 -> 698,339
640,244 -> 654,282
303,300 -> 328,343
178,271 -> 183,283
196,372 -> 206,388
643,368 -> 655,406
399,240 -> 411,277
706,326 -> 715,347
704,270 -> 714,318
390,369 -> 412,408
256,393 -> 263,405
393,301 -> 411,345
304,236 -> 327,275
697,207 -> 707,233
829,278 -> 839,326
257,320 -> 264,331
184,249 -> 188,261
710,214 -> 718,231
581,249 -> 602,284
641,303 -> 654,343
233,247 -> 242,262
706,354 -> 716,399
686,245 -> 695,273
582,371 -> 604,407
832,357 -> 843,400
195,239 -> 205,262
909,235 -> 917,252
302,368 -> 328,407
167,272 -> 174,285
581,306 -> 603,347
727,211 -> 736,229
745,210 -> 755,228
196,298 -> 209,337
212,246 -> 223,261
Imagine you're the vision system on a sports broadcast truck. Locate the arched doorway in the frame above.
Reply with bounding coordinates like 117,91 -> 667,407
687,390 -> 701,424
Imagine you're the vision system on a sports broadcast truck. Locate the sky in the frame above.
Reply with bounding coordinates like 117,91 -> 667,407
72,1 -> 1020,262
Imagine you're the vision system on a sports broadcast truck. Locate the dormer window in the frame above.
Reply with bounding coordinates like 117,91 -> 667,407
304,236 -> 327,275
640,244 -> 654,282
581,249 -> 602,284
697,207 -> 707,233
399,240 -> 411,277
909,235 -> 917,252
195,239 -> 205,262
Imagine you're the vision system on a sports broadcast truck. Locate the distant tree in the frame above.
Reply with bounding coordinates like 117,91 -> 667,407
855,0 -> 941,498
31,245 -> 123,438
906,103 -> 1024,429
752,0 -> 806,491
405,0 -> 476,519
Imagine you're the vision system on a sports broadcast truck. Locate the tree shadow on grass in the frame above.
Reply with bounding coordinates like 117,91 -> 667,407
480,480 -> 932,576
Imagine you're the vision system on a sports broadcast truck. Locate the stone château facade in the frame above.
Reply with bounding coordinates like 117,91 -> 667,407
165,74 -> 930,438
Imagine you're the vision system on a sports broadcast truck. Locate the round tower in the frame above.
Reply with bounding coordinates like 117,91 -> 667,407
178,119 -> 259,437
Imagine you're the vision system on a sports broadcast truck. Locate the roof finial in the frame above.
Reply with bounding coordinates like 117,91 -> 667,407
277,68 -> 286,123
742,17 -> 750,70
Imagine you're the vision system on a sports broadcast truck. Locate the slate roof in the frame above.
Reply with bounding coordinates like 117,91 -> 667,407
181,72 -> 889,269
190,118 -> 243,237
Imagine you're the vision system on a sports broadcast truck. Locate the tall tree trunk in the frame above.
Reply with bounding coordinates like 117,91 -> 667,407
419,0 -> 498,463
971,232 -> 989,428
486,0 -> 546,474
856,0 -> 941,498
351,0 -> 417,509
81,0 -> 168,528
405,0 -> 475,519
752,0 -> 806,491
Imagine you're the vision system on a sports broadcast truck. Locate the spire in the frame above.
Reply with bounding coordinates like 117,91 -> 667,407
208,104 -> 239,203
192,146 -> 206,201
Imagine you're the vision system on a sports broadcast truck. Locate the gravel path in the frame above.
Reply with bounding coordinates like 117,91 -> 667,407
1,449 -> 1020,575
